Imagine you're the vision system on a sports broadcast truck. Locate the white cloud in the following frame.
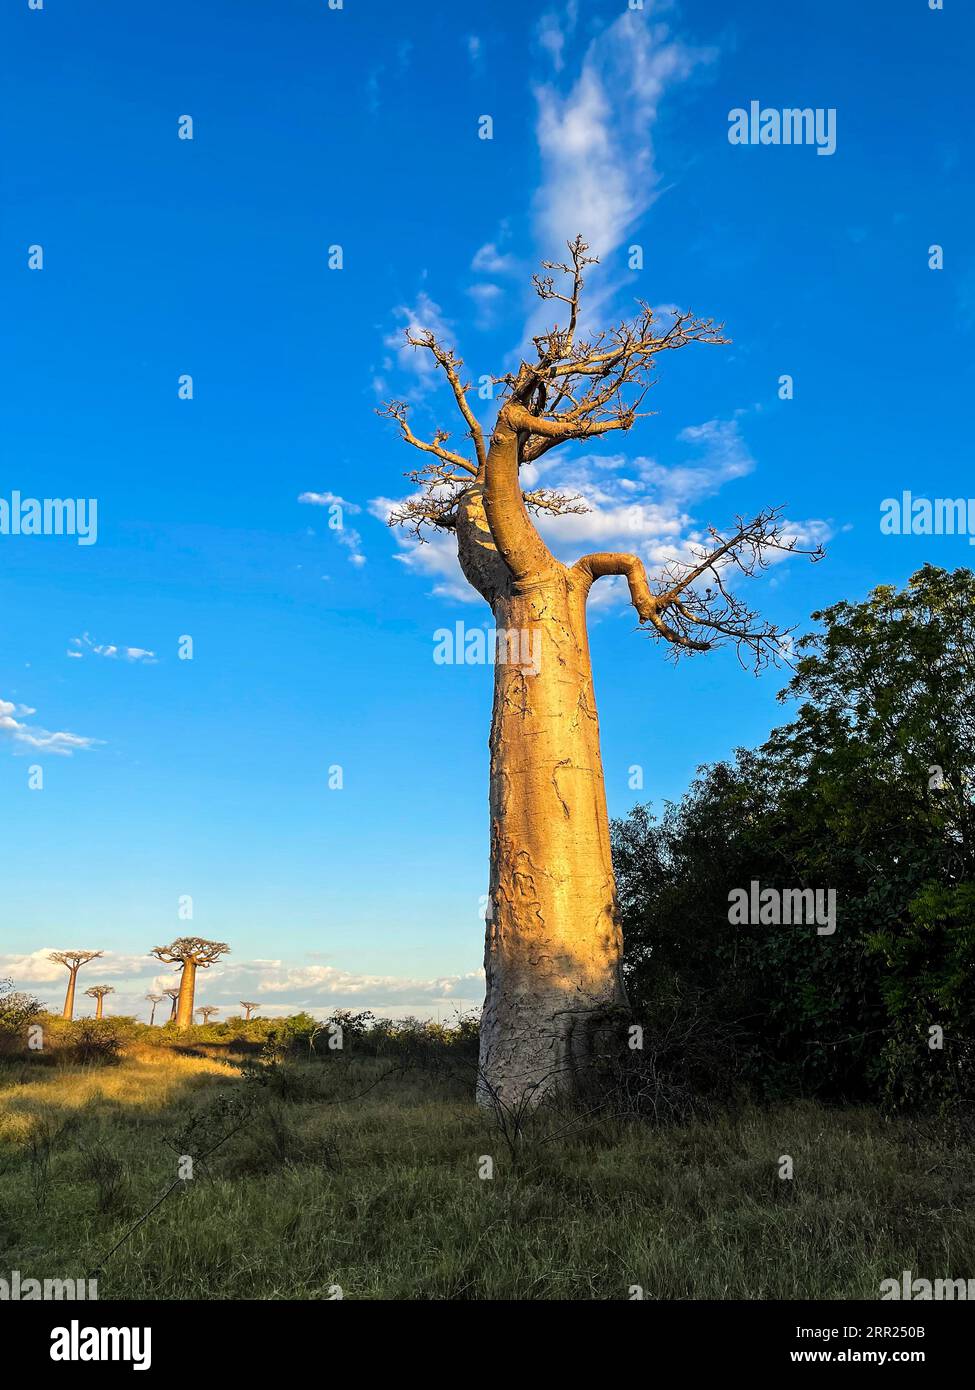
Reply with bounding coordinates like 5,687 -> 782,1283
68,633 -> 157,664
0,948 -> 485,1022
299,493 -> 366,566
384,293 -> 453,386
533,10 -> 714,260
0,697 -> 97,756
636,417 -> 756,502
369,497 -> 480,603
536,1 -> 578,73
1,948 -> 153,986
467,281 -> 503,329
471,241 -> 516,276
298,491 -> 361,514
239,961 -> 483,1005
525,421 -> 751,565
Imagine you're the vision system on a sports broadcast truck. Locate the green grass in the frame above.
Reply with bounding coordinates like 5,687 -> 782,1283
1,1044 -> 973,1300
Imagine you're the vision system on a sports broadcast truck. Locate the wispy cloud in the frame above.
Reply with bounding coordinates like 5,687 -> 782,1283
525,418 -> 751,563
533,9 -> 714,261
298,491 -> 361,514
368,496 -> 475,602
467,281 -> 504,330
67,633 -> 157,663
471,240 -> 517,276
299,492 -> 365,567
536,0 -> 578,73
0,697 -> 97,756
384,292 -> 453,387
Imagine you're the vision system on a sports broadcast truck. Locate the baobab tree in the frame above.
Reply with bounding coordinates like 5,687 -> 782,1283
145,992 -> 163,1025
149,938 -> 230,1030
380,237 -> 822,1107
48,950 -> 103,1021
162,987 -> 180,1021
84,985 -> 115,1020
240,1001 -> 260,1021
196,1006 -> 219,1025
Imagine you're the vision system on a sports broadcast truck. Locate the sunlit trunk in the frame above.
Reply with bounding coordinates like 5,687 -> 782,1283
478,568 -> 627,1107
174,960 -> 197,1030
62,969 -> 78,1021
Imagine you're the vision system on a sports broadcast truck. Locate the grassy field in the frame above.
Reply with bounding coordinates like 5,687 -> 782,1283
1,1043 -> 973,1300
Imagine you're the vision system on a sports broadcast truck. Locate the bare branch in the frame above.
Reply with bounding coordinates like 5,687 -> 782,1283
511,244 -> 728,466
523,489 -> 589,518
530,235 -> 599,360
403,332 -> 487,471
572,510 -> 823,670
651,509 -> 824,669
377,399 -> 476,475
386,491 -> 461,541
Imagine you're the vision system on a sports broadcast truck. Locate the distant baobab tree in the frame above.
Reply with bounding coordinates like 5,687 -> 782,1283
149,938 -> 230,1030
196,1006 -> 219,1025
240,1001 -> 260,1021
162,987 -> 180,1021
145,992 -> 163,1025
380,236 -> 822,1107
48,950 -> 103,1021
84,985 -> 115,1020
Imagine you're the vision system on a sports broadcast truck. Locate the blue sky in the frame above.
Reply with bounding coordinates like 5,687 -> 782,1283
2,0 -> 972,1019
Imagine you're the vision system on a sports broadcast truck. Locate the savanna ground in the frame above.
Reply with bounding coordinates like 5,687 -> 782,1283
2,1040 -> 973,1301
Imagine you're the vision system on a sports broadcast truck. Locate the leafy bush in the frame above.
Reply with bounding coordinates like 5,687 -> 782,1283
0,979 -> 43,1053
67,1018 -> 131,1065
613,566 -> 975,1112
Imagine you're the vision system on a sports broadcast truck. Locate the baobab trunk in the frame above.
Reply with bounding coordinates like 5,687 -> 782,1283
94,994 -> 104,1020
478,565 -> 628,1107
174,961 -> 197,1030
62,968 -> 78,1021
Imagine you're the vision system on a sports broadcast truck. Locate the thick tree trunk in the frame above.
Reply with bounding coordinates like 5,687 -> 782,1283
477,566 -> 628,1107
174,961 -> 197,1031
62,969 -> 77,1021
95,995 -> 104,1020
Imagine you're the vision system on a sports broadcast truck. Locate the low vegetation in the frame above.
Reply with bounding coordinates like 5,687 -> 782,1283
2,1029 -> 974,1300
